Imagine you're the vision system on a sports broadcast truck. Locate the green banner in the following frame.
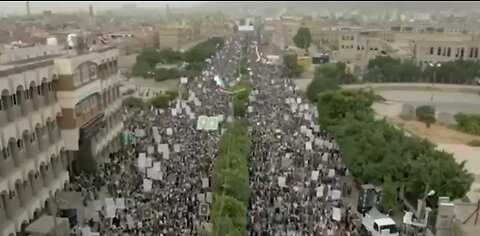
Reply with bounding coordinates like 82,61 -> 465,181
121,131 -> 134,146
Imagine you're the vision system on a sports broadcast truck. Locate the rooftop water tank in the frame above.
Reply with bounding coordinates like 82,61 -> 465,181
46,37 -> 58,46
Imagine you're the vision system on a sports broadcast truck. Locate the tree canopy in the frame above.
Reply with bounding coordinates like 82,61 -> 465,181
132,37 -> 225,79
292,27 -> 312,49
455,112 -> 480,135
363,56 -> 480,84
415,105 -> 436,127
212,119 -> 251,236
283,54 -> 304,77
314,89 -> 473,206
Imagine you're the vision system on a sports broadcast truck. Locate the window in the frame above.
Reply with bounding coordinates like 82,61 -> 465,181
3,147 -> 9,158
17,139 -> 23,150
437,47 -> 441,55
374,48 -> 378,51
31,132 -> 36,143
73,70 -> 81,86
475,48 -> 479,58
447,47 -> 451,57
25,90 -> 29,100
90,65 -> 97,79
81,64 -> 90,83
341,45 -> 344,49
357,46 -> 360,50
12,94 -> 16,105
469,48 -> 474,58
460,47 -> 465,58
37,86 -> 42,95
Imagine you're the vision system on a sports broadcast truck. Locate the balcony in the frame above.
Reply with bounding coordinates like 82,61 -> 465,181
26,141 -> 39,161
1,191 -> 21,220
29,172 -> 43,195
0,111 -> 8,127
7,105 -> 21,122
0,155 -> 15,178
33,95 -> 44,110
22,100 -> 34,116
39,135 -> 49,152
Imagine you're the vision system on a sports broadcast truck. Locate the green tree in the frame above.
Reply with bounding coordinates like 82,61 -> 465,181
132,58 -> 151,77
415,105 -> 436,128
292,27 -> 312,49
314,89 -> 472,202
454,112 -> 480,135
381,176 -> 399,214
283,54 -> 303,77
149,94 -> 171,109
122,96 -> 144,109
165,89 -> 179,101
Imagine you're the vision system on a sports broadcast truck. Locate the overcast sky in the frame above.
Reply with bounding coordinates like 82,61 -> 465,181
0,1 -> 207,15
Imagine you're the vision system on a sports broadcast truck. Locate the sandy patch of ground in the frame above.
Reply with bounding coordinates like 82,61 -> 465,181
388,117 -> 480,144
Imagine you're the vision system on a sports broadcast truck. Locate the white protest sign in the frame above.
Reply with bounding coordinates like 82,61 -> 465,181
332,190 -> 341,200
322,152 -> 329,162
143,179 -> 152,192
153,162 -> 161,171
166,128 -> 173,136
278,176 -> 286,187
134,128 -> 145,137
145,157 -> 153,168
202,178 -> 209,188
306,142 -> 312,151
171,108 -> 177,116
173,144 -> 181,153
206,192 -> 213,203
311,171 -> 319,181
180,77 -> 188,84
296,97 -> 302,104
328,169 -> 335,178
116,198 -> 126,209
300,125 -> 307,134
147,146 -> 154,155
316,185 -> 324,197
332,207 -> 341,221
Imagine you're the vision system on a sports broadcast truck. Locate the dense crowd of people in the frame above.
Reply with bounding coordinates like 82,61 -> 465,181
67,35 -> 363,236
246,43 -> 358,235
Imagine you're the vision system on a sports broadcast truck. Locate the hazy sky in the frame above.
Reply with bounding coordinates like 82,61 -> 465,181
0,1 -> 207,15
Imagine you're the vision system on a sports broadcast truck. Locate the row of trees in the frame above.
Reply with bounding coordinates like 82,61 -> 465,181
122,89 -> 179,110
211,118 -> 251,235
132,37 -> 225,80
232,79 -> 252,117
306,62 -> 357,102
311,83 -> 473,211
364,56 -> 480,84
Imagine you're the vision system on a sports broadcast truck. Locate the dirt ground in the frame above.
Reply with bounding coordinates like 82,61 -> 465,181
389,117 -> 480,144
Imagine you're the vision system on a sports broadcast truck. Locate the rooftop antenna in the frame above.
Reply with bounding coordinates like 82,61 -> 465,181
26,1 -> 30,16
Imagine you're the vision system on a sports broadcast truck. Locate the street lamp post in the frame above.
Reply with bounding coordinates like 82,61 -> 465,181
428,62 -> 441,101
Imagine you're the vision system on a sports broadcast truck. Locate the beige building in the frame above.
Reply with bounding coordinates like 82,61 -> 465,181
0,44 -> 123,236
335,30 -> 390,72
412,34 -> 480,67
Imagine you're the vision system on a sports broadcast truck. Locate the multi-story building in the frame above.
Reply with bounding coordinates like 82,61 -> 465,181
54,46 -> 123,174
412,34 -> 480,67
0,43 -> 123,236
0,56 -> 69,236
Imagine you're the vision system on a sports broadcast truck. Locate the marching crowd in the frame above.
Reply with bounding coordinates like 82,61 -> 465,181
246,42 -> 358,235
68,35 -> 361,236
